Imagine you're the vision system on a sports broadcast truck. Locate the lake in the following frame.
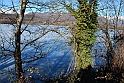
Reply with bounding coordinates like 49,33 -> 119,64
0,24 -> 113,83
0,24 -> 74,83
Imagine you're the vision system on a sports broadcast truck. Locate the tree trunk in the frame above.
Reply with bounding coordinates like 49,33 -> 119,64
14,0 -> 27,82
14,28 -> 24,82
102,28 -> 114,70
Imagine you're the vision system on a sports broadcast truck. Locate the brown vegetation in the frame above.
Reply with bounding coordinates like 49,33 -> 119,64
1,13 -> 124,30
112,34 -> 124,72
0,13 -> 16,24
0,13 -> 76,26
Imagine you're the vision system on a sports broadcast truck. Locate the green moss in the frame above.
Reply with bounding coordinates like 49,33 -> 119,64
64,0 -> 98,71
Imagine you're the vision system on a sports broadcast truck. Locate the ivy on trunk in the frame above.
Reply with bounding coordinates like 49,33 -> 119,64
63,0 -> 98,70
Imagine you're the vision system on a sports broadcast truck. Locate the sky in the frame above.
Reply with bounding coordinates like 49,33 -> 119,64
0,0 -> 76,13
0,0 -> 50,6
0,0 -> 124,16
97,0 -> 124,16
0,0 -> 51,13
0,0 -> 18,6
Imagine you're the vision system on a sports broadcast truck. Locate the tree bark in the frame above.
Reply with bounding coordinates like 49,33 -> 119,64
14,0 -> 27,82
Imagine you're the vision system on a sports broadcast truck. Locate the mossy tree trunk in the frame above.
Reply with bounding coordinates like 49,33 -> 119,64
63,0 -> 98,70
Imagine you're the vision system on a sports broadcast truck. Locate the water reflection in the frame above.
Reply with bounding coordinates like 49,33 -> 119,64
0,24 -> 116,82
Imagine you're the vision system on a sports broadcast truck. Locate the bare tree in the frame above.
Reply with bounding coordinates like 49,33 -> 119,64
0,0 -> 73,82
97,0 -> 124,70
